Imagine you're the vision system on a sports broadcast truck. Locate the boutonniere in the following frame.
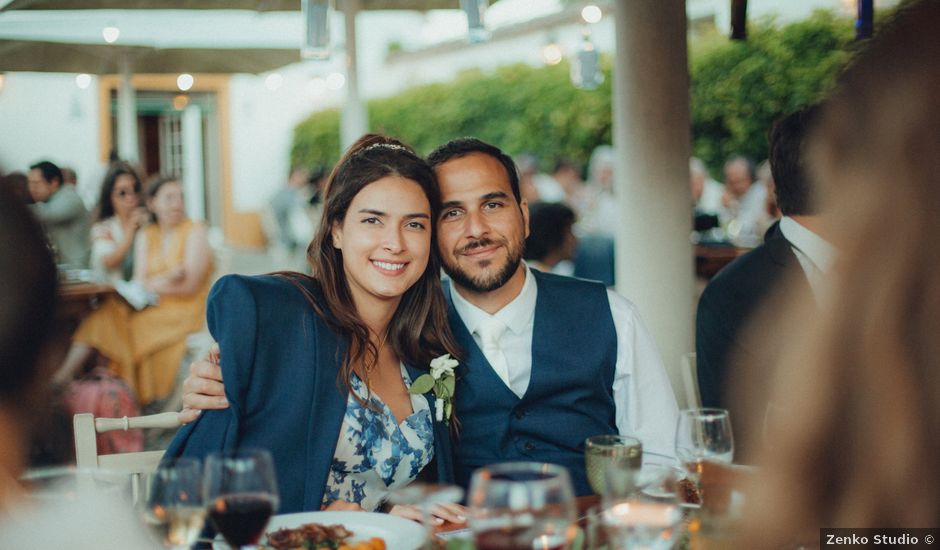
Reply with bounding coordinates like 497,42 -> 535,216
409,353 -> 458,423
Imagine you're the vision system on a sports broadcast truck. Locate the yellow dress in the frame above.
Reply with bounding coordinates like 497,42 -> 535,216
73,219 -> 212,405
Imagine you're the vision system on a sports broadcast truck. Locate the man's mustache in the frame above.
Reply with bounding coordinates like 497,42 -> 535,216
457,238 -> 502,255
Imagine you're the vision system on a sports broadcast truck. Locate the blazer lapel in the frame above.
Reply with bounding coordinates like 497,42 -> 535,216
302,319 -> 349,511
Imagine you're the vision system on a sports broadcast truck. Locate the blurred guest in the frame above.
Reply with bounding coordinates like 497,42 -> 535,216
268,165 -> 311,254
514,153 -> 544,203
0,187 -> 155,547
524,202 -> 577,275
72,177 -> 213,406
60,166 -> 77,186
738,3 -> 940,543
690,157 -> 723,216
0,184 -> 65,507
697,105 -> 829,461
89,162 -> 148,283
0,171 -> 31,204
28,160 -> 91,268
572,145 -> 617,286
576,145 -> 619,238
720,155 -> 767,247
551,158 -> 584,205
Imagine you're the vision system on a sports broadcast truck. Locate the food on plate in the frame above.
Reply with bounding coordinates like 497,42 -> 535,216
676,477 -> 702,505
266,522 -> 386,550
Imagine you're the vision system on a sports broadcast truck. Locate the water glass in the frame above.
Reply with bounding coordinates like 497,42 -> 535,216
141,457 -> 205,549
387,483 -> 464,549
584,435 -> 642,498
467,462 -> 576,550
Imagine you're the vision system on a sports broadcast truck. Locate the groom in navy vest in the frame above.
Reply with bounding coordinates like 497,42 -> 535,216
179,138 -> 678,496
426,139 -> 677,494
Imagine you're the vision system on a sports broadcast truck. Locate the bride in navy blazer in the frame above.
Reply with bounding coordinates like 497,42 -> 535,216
165,135 -> 463,521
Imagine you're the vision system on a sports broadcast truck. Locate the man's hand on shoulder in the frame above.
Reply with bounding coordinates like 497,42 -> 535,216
177,343 -> 228,424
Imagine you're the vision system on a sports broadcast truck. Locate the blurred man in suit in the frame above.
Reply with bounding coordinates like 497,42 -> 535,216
696,105 -> 832,459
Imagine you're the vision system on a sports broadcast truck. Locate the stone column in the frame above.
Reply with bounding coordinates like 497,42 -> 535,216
340,0 -> 367,149
116,55 -> 138,163
612,0 -> 694,404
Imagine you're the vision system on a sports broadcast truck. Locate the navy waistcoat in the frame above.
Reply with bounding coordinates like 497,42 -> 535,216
446,269 -> 618,496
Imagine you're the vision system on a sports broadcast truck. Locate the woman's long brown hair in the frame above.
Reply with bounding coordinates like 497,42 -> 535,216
279,134 -> 461,408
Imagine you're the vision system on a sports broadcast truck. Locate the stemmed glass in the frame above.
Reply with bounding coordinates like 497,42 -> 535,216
204,449 -> 280,549
674,408 -> 734,500
141,457 -> 206,549
584,435 -> 642,499
467,462 -> 576,550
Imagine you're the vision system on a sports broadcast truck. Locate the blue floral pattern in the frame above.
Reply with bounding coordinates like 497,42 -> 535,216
322,365 -> 434,511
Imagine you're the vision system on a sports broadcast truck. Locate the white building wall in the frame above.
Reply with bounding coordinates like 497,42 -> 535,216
0,73 -> 103,208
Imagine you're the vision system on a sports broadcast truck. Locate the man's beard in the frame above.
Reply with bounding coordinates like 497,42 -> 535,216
442,237 -> 524,293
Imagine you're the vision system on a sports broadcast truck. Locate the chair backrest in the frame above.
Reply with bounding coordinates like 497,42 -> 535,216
73,412 -> 181,502
680,352 -> 701,409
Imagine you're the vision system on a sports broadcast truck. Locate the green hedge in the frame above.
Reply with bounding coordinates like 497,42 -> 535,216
292,11 -> 855,175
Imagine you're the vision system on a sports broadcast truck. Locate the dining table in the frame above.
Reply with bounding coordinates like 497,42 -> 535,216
56,280 -> 117,332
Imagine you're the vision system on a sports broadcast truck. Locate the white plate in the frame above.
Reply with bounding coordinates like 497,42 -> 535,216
263,511 -> 425,550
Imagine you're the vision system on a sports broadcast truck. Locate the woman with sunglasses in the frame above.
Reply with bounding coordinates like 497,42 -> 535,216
89,162 -> 149,282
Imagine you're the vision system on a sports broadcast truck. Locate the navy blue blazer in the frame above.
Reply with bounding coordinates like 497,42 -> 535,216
164,274 -> 455,513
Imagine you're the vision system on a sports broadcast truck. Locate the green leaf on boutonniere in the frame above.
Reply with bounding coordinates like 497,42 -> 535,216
442,375 -> 456,397
409,374 -> 435,394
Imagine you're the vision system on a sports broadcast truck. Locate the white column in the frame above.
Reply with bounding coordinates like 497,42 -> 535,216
340,0 -> 367,149
612,0 -> 694,403
181,104 -> 206,221
116,55 -> 138,163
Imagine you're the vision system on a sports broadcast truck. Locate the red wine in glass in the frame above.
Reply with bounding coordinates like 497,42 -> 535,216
474,527 -> 568,550
209,492 -> 276,547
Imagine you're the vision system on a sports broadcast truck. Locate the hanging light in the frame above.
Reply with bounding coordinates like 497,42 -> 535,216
541,43 -> 563,66
571,31 -> 603,90
581,4 -> 603,24
302,0 -> 334,60
177,73 -> 194,92
461,0 -> 489,43
102,25 -> 120,44
75,74 -> 92,89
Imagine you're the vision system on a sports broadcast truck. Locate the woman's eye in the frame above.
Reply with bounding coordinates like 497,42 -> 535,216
406,221 -> 426,230
362,217 -> 381,224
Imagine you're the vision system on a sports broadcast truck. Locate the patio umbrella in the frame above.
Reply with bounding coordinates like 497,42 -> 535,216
0,0 -> 460,11
0,39 -> 301,74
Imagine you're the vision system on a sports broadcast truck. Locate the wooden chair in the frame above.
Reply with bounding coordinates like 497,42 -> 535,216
73,411 -> 181,502
680,352 -> 702,409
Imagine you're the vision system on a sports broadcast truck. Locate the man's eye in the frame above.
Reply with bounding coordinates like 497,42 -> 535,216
484,201 -> 503,210
362,217 -> 381,224
406,221 -> 426,230
441,209 -> 460,219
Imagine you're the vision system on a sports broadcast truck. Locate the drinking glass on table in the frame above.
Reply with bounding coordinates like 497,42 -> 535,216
675,408 -> 734,497
204,449 -> 279,549
467,462 -> 576,550
141,457 -> 205,549
584,435 -> 642,498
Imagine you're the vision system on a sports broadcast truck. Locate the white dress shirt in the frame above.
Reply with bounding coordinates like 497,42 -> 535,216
778,216 -> 835,302
448,264 -> 679,457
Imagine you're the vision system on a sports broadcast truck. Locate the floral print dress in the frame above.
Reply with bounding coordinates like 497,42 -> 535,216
322,365 -> 434,512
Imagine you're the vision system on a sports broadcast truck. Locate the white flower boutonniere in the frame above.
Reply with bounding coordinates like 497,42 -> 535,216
409,353 -> 458,423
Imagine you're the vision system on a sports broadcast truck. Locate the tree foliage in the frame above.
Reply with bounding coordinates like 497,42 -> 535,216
292,11 -> 856,176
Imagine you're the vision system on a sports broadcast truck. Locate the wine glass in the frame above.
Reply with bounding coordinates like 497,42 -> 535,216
584,435 -> 642,498
674,408 -> 734,501
141,457 -> 206,549
204,449 -> 279,549
467,462 -> 576,550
